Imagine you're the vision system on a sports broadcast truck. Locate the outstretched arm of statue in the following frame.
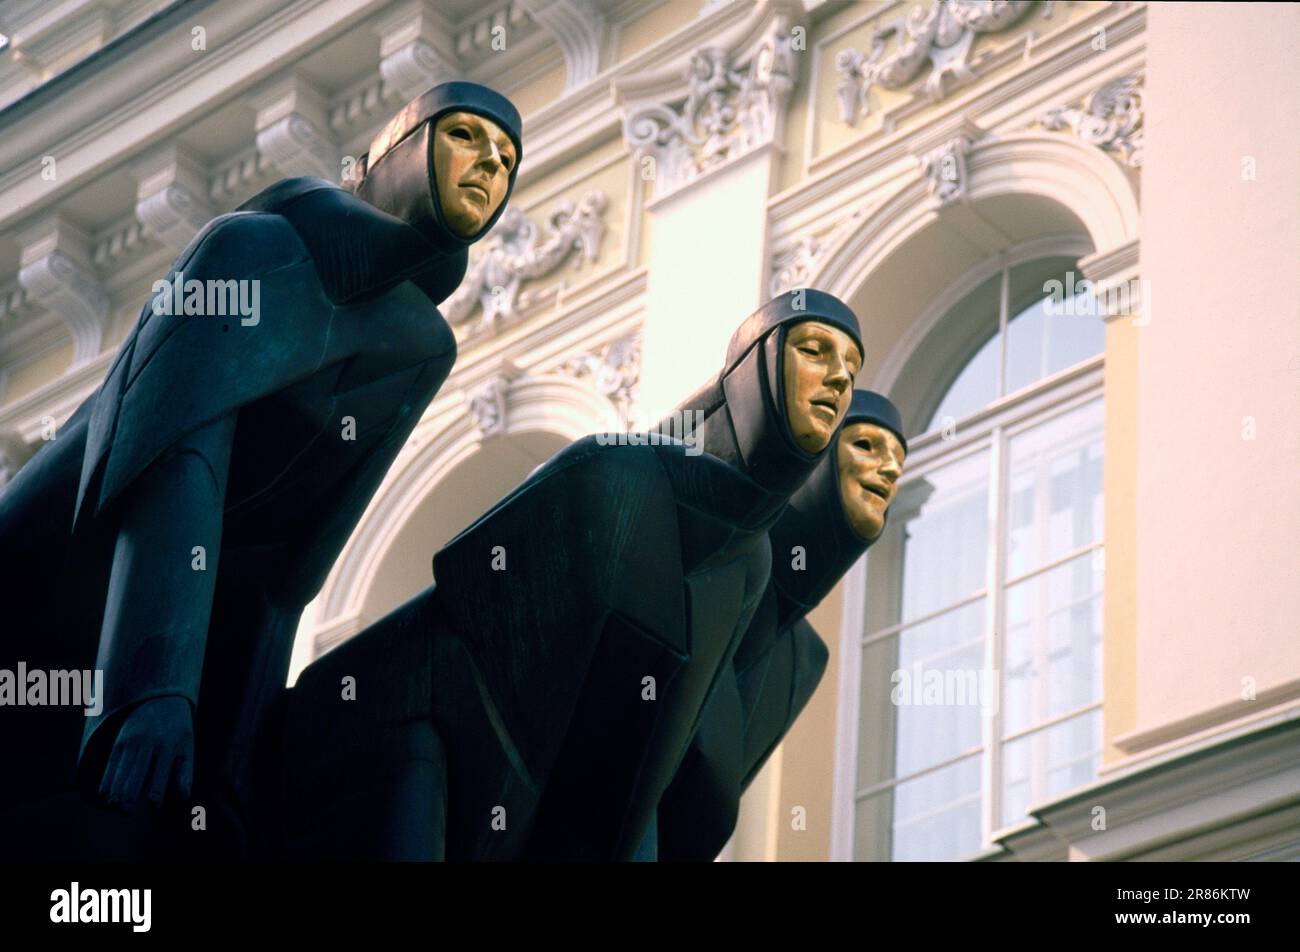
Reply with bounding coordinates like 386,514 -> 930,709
81,410 -> 237,810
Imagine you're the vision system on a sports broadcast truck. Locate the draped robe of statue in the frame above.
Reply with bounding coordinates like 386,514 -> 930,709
279,289 -> 864,861
0,82 -> 523,861
655,389 -> 908,861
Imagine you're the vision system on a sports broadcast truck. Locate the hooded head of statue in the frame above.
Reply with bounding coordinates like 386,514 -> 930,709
355,81 -> 524,298
768,389 -> 908,628
664,289 -> 864,497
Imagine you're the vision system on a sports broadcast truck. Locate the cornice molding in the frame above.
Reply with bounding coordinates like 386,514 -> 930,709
452,1 -> 537,61
992,713 -> 1300,861
0,0 -> 365,231
2,0 -> 118,77
1114,676 -> 1300,758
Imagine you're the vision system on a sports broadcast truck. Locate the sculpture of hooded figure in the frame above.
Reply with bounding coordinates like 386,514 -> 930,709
278,288 -> 863,861
0,82 -> 523,860
655,389 -> 908,861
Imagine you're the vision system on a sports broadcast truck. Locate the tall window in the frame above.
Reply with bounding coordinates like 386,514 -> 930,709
852,255 -> 1105,861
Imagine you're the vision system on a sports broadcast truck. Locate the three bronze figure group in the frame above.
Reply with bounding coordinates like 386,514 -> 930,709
0,81 -> 906,861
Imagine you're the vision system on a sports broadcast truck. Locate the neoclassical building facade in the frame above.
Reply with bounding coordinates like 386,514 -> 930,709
1,0 -> 1296,862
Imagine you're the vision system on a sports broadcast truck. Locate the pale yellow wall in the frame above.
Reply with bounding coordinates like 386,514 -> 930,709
3,337 -> 72,403
1101,314 -> 1140,765
511,134 -> 628,208
507,61 -> 567,118
634,159 -> 654,268
775,42 -> 809,194
774,581 -> 845,861
807,0 -> 916,164
614,0 -> 700,64
1134,2 -> 1300,741
514,153 -> 635,301
637,150 -> 775,421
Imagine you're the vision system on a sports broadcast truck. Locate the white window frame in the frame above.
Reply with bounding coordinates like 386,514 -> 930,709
830,247 -> 1107,862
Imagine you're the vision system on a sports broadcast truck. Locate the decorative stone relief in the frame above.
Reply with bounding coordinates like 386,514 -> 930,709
918,133 -> 975,205
769,235 -> 823,297
562,332 -> 642,426
442,190 -> 609,337
835,0 -> 1035,125
767,202 -> 874,297
1039,71 -> 1144,168
466,376 -> 510,438
623,15 -> 797,200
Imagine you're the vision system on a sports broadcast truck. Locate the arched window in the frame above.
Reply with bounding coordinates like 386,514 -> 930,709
849,253 -> 1105,861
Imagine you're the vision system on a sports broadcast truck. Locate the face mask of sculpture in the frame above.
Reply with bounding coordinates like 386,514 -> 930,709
782,321 -> 861,454
768,389 -> 908,628
430,112 -> 516,238
232,81 -> 523,310
355,81 -> 524,298
837,421 -> 906,541
662,289 -> 864,498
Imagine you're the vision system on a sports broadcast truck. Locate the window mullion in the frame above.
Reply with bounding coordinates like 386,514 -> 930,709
997,260 -> 1010,399
980,424 -> 1007,846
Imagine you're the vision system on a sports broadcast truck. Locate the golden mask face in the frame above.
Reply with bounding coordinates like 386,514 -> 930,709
836,422 -> 906,541
782,321 -> 862,453
431,112 -> 516,238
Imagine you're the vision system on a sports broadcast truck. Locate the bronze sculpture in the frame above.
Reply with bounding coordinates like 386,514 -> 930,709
0,81 -> 523,860
656,389 -> 908,860
279,289 -> 864,861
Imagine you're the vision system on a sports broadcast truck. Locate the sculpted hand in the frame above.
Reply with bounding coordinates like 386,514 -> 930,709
98,696 -> 194,811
